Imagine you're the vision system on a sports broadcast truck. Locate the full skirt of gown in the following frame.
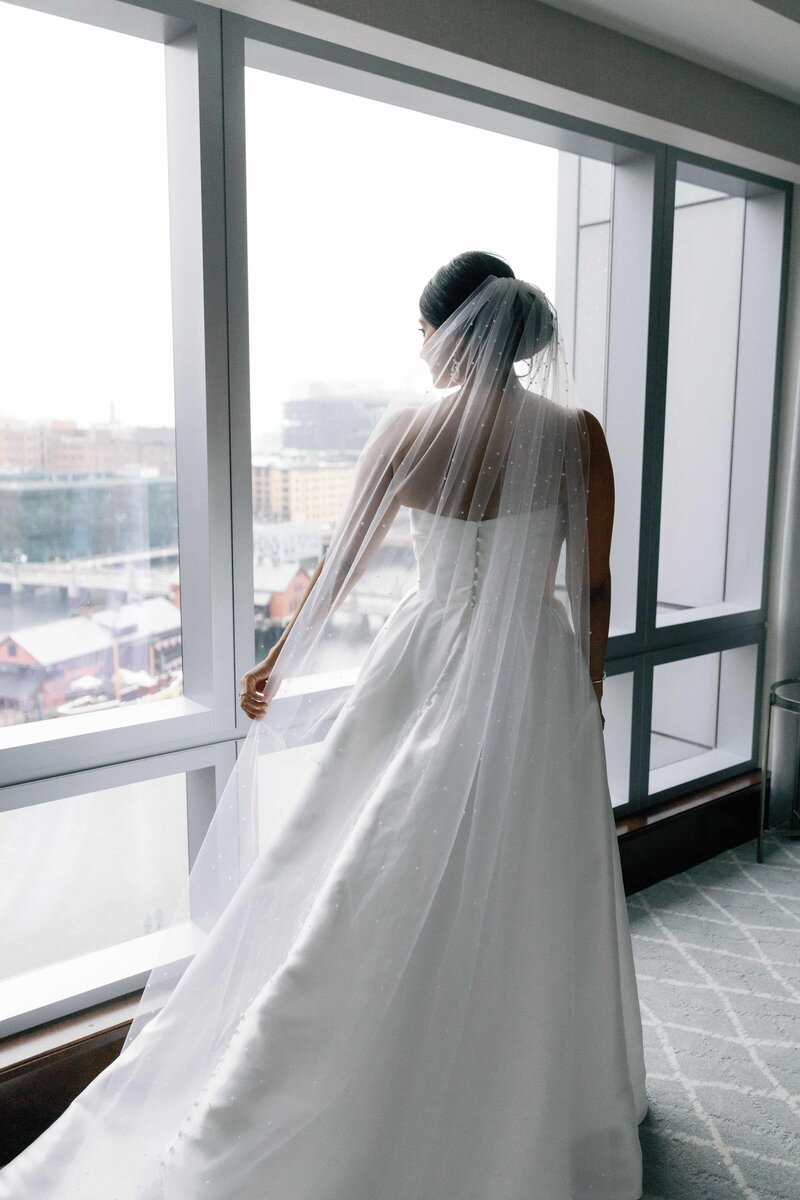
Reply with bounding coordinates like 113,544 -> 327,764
0,506 -> 648,1200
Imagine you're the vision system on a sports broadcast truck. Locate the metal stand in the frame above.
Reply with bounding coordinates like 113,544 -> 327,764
758,677 -> 800,863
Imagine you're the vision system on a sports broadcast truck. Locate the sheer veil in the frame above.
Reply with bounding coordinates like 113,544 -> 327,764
0,272 -> 600,1198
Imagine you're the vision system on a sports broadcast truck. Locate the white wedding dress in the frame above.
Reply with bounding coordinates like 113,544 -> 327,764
0,504 -> 648,1200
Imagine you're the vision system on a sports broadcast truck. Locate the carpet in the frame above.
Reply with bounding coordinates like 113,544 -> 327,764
628,829 -> 800,1200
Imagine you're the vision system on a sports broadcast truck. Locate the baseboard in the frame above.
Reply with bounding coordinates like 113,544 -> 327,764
617,771 -> 763,895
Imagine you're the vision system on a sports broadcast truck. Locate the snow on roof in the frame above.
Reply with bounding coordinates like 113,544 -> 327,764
3,597 -> 181,666
253,563 -> 305,597
4,616 -> 113,666
91,596 -> 181,639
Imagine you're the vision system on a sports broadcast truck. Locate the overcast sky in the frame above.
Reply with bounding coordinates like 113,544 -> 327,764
0,2 -> 559,443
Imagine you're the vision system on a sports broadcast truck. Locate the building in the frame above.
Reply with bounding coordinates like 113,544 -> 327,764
0,418 -> 176,478
281,393 -> 398,455
0,420 -> 47,473
253,520 -> 326,566
253,562 -> 311,619
0,596 -> 181,723
0,473 -> 178,562
251,457 -> 355,524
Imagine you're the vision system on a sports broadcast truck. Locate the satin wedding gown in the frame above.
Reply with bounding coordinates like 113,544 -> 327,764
0,503 -> 648,1200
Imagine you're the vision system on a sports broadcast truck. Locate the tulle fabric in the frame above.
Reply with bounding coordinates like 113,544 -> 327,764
0,276 -> 647,1198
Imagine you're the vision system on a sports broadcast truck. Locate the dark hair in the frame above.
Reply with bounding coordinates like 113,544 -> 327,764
419,251 -> 515,328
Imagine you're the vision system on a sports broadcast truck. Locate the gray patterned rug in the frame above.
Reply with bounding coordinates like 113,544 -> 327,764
628,829 -> 800,1200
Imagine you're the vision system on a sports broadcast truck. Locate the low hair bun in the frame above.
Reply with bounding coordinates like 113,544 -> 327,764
419,251 -> 515,328
508,281 -> 556,360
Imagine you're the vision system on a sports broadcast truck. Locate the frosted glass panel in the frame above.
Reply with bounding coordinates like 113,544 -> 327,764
579,156 -> 613,225
556,153 -> 650,638
603,672 -> 633,807
658,196 -> 744,614
657,166 -> 784,627
649,645 -> 757,794
574,222 -> 610,418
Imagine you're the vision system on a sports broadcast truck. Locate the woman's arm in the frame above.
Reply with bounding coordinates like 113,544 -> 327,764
239,409 -> 412,720
239,557 -> 326,721
582,410 -> 615,714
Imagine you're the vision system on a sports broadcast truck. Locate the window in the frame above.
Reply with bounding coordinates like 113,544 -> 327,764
0,0 -> 790,1039
657,163 -> 785,628
649,640 -> 760,795
1,774 -> 189,981
0,742 -> 233,1038
557,152 -> 653,638
0,1 -> 182,728
241,41 -> 655,697
244,65 -> 564,674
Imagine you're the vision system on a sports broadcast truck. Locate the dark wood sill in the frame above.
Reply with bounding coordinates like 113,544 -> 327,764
0,992 -> 142,1168
617,769 -> 763,895
0,770 -> 765,1167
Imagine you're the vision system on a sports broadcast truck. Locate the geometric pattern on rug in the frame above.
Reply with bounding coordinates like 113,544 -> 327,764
627,829 -> 800,1200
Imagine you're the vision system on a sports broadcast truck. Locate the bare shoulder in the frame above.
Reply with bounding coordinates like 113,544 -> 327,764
365,404 -> 425,475
579,409 -> 612,471
580,408 -> 604,442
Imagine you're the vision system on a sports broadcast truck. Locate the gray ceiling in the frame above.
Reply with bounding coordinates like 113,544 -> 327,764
539,0 -> 800,105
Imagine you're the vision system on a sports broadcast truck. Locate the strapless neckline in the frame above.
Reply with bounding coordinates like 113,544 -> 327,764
408,507 -> 510,526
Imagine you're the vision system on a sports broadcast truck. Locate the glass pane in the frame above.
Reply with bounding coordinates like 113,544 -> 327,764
574,221 -> 611,415
0,4 -> 182,728
649,644 -> 758,794
657,165 -> 784,626
603,671 -> 633,807
556,153 -> 651,636
245,68 -> 561,673
0,773 -> 188,980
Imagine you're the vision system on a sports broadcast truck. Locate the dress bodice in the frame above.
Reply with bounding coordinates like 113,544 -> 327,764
408,505 -> 566,607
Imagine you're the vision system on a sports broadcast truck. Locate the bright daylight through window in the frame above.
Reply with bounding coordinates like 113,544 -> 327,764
242,60 -> 787,810
0,2 -> 182,729
244,64 -> 651,804
245,69 -> 562,676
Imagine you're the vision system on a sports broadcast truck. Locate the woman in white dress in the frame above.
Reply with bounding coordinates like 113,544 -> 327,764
0,252 -> 647,1199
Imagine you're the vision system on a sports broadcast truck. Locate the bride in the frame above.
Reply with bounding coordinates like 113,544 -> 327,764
0,251 -> 648,1199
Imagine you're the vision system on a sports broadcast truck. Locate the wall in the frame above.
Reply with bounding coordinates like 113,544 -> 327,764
199,0 -> 800,174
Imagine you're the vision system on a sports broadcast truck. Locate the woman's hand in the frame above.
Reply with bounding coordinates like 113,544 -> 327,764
593,679 -> 605,730
239,648 -> 281,721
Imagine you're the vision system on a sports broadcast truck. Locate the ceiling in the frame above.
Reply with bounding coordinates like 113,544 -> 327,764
538,0 -> 800,105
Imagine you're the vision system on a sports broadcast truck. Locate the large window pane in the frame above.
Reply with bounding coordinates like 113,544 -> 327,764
245,66 -> 565,672
0,772 -> 188,982
244,64 -> 652,676
0,3 -> 182,728
657,166 -> 785,627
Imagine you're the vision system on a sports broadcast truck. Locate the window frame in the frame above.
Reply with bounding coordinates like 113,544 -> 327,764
0,0 -> 239,791
226,13 -> 791,817
0,0 -> 792,1038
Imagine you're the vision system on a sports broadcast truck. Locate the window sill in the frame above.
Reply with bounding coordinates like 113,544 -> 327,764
649,747 -> 751,794
0,696 -> 209,756
0,921 -> 202,1042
